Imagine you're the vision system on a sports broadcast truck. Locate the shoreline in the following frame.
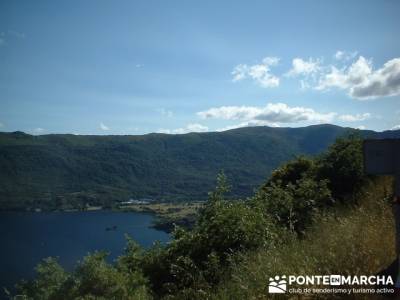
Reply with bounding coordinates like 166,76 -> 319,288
0,202 -> 203,233
117,202 -> 203,233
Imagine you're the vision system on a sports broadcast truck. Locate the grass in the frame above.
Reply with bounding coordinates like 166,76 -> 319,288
212,177 -> 396,299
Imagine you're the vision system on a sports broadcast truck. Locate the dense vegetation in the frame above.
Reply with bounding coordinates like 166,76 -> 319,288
122,202 -> 202,233
1,124 -> 399,211
11,135 -> 397,299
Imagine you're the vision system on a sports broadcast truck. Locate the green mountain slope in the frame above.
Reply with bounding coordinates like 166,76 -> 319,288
0,124 -> 398,210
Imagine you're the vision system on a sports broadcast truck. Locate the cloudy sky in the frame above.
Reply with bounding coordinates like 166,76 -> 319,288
0,0 -> 399,135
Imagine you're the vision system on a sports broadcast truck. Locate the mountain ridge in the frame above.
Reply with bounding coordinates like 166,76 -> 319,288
1,124 -> 399,210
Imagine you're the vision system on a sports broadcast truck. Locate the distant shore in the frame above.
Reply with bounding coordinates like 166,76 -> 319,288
119,202 -> 203,232
1,202 -> 203,233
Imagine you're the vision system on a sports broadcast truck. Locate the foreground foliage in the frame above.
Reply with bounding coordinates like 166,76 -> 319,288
213,177 -> 395,300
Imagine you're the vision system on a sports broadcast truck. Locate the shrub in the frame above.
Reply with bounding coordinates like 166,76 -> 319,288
15,252 -> 150,300
264,156 -> 316,188
213,177 -> 395,300
317,134 -> 365,202
254,176 -> 332,234
15,257 -> 68,300
139,172 -> 281,297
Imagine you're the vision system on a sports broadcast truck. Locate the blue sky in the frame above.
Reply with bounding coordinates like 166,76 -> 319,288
0,0 -> 399,135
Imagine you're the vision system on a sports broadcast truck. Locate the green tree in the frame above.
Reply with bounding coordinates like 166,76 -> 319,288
15,252 -> 150,300
254,177 -> 332,234
15,257 -> 67,300
317,135 -> 364,202
264,156 -> 316,188
139,171 -> 279,297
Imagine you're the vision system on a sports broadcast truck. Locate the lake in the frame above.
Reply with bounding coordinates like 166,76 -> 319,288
0,211 -> 170,295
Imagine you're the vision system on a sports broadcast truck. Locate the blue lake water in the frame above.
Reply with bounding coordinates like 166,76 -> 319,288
0,211 -> 170,295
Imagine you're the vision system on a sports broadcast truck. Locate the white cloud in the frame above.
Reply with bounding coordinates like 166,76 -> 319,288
157,129 -> 170,134
33,128 -> 45,133
316,56 -> 400,99
231,57 -> 280,88
356,125 -> 366,130
185,123 -> 208,132
334,50 -> 358,61
286,58 -> 321,77
136,64 -> 143,68
299,80 -> 311,90
0,122 -> 4,128
338,113 -> 371,122
198,102 -> 336,124
158,123 -> 209,134
334,51 -> 345,60
198,105 -> 262,120
198,102 -> 374,131
100,122 -> 110,131
392,125 -> 400,130
216,120 -> 280,132
233,53 -> 400,99
316,56 -> 372,91
232,64 -> 248,82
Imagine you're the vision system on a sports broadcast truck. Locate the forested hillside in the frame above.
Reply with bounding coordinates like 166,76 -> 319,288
13,135 -> 397,299
1,124 -> 399,210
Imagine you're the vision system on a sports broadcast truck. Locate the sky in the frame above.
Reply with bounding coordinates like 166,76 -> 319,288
0,0 -> 399,135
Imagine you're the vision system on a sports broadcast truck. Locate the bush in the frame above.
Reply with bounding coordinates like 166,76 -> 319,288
138,172 -> 281,297
264,156 -> 316,188
213,177 -> 395,300
254,155 -> 333,234
253,176 -> 332,234
15,252 -> 150,300
15,257 -> 67,300
317,134 -> 365,202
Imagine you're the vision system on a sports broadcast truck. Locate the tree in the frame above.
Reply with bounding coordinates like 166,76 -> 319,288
15,252 -> 150,300
317,135 -> 364,202
254,177 -> 332,234
264,156 -> 315,189
15,257 -> 67,300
